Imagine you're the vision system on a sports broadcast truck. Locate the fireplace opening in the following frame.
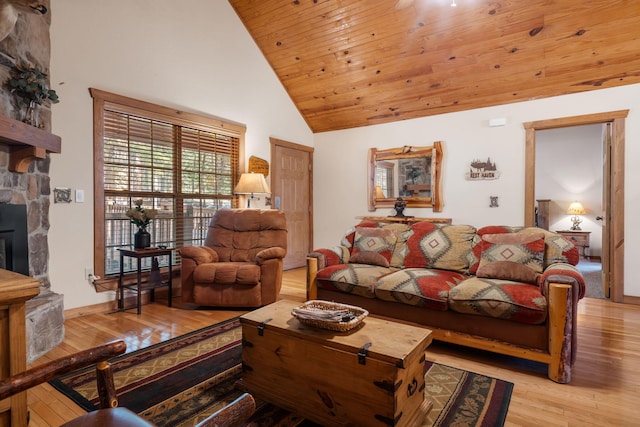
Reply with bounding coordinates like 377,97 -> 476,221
0,204 -> 29,276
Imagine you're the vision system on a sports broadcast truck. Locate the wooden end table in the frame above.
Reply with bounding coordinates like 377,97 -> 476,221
555,230 -> 591,260
118,247 -> 173,314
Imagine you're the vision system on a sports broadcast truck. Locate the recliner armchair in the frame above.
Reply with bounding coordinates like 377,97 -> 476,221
179,208 -> 287,307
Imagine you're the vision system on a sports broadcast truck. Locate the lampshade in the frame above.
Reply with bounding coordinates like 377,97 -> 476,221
234,172 -> 270,195
567,201 -> 586,215
234,172 -> 270,208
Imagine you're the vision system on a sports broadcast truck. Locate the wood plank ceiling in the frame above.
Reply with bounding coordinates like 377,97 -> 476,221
229,0 -> 640,133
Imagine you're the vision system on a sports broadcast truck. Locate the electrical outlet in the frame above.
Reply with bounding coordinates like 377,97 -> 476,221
85,267 -> 94,280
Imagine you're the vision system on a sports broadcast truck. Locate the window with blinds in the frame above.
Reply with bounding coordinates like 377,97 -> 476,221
91,89 -> 244,278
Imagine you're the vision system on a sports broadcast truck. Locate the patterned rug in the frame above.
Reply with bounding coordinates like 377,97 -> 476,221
50,318 -> 513,426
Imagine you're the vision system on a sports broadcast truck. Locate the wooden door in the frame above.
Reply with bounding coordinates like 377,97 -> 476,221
601,123 -> 612,298
271,138 -> 313,270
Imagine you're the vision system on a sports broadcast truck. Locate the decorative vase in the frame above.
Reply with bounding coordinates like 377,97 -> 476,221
23,101 -> 39,128
134,227 -> 151,249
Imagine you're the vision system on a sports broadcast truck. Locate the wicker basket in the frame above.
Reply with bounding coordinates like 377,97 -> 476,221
291,300 -> 368,332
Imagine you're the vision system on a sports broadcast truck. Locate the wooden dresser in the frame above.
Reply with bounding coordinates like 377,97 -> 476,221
0,270 -> 41,427
555,230 -> 591,260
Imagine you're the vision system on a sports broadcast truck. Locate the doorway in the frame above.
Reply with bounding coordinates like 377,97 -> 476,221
535,124 -> 605,298
523,110 -> 628,303
270,138 -> 314,270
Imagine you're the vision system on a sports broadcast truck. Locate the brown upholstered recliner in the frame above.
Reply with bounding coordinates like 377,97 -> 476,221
179,208 -> 287,307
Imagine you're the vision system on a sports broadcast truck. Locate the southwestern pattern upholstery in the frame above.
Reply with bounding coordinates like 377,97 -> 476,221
374,268 -> 466,311
405,223 -> 476,272
448,277 -> 547,324
350,227 -> 397,267
307,220 -> 586,383
179,208 -> 287,308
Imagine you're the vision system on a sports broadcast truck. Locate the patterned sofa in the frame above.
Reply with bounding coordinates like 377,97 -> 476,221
306,220 -> 586,383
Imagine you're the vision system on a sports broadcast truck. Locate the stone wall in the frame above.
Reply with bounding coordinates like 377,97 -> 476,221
0,0 -> 64,363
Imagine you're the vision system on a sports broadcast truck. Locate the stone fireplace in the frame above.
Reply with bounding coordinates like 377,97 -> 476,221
0,0 -> 64,363
0,146 -> 64,363
0,204 -> 29,275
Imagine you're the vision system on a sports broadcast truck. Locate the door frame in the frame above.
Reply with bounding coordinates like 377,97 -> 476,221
270,137 -> 315,259
523,110 -> 628,303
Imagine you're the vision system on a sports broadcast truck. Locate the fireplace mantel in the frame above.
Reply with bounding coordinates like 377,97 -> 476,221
0,115 -> 61,173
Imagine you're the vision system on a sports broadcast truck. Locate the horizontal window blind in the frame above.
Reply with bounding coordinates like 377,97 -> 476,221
93,90 -> 243,277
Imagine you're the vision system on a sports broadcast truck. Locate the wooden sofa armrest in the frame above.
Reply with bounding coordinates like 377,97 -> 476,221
0,340 -> 126,408
307,246 -> 350,270
307,256 -> 318,300
547,282 -> 573,383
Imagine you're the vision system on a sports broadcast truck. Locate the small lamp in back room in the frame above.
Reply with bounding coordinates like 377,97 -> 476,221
234,172 -> 270,208
567,201 -> 586,230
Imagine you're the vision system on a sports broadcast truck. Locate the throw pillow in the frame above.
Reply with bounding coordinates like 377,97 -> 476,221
476,260 -> 540,285
478,232 -> 545,282
350,227 -> 397,267
349,250 -> 390,268
518,227 -> 580,267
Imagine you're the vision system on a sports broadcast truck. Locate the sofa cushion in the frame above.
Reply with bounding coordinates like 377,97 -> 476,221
350,227 -> 397,267
476,232 -> 545,287
374,268 -> 466,311
518,227 -> 580,267
316,264 -> 392,298
448,277 -> 547,325
381,223 -> 412,268
405,223 -> 477,273
470,226 -> 579,273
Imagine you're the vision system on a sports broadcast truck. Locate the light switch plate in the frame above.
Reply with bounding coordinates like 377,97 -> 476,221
75,189 -> 85,203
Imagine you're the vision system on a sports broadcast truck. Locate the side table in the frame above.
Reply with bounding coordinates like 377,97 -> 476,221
555,230 -> 591,260
118,247 -> 173,314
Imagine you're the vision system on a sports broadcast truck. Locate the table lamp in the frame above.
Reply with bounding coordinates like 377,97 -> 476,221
234,172 -> 270,208
567,201 -> 586,230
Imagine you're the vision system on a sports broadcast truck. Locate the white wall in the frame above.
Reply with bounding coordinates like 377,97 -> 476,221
314,84 -> 640,297
48,0 -> 313,310
47,1 -> 640,308
536,125 -> 603,256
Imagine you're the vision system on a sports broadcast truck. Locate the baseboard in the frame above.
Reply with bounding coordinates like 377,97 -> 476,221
64,287 -> 180,319
623,294 -> 640,306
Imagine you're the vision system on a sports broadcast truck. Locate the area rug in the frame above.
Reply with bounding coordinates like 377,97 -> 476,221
50,318 -> 513,426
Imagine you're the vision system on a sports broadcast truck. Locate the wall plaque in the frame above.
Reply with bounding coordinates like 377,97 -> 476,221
249,156 -> 269,177
465,157 -> 501,180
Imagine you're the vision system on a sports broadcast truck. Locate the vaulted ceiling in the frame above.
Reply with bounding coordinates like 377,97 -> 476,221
229,0 -> 640,133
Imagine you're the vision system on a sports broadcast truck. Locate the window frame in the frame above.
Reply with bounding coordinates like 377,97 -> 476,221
90,88 -> 245,287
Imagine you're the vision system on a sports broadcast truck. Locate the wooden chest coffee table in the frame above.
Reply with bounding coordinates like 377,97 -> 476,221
240,299 -> 433,427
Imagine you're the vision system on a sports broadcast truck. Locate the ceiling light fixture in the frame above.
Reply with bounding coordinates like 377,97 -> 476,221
451,0 -> 457,6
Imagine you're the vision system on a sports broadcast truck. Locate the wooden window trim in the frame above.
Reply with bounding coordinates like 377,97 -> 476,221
90,88 -> 245,288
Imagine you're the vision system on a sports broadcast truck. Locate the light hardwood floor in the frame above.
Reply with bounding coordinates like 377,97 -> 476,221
26,268 -> 640,426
